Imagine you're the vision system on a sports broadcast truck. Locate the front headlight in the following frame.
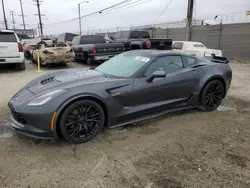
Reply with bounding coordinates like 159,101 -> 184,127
27,89 -> 67,106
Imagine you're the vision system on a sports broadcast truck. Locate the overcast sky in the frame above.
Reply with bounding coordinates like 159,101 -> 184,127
1,0 -> 250,35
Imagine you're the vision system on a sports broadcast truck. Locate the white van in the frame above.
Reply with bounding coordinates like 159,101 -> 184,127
0,30 -> 25,70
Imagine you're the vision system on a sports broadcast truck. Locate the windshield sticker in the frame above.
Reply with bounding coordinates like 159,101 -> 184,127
135,56 -> 150,63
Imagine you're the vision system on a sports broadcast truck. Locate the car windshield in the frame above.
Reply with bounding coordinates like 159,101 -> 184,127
95,53 -> 150,77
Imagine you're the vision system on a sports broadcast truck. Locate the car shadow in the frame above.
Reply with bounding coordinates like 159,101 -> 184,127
119,108 -> 202,130
0,64 -> 22,73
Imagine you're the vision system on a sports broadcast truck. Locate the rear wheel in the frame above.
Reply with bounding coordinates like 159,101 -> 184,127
200,80 -> 225,111
60,100 -> 105,144
87,57 -> 92,65
17,62 -> 26,70
82,55 -> 88,64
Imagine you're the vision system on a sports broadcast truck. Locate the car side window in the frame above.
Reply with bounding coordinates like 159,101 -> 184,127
172,42 -> 183,50
182,56 -> 197,67
144,56 -> 184,77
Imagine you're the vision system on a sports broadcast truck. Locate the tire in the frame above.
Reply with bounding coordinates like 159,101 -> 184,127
39,58 -> 47,67
17,62 -> 26,70
87,58 -> 92,65
60,100 -> 105,144
200,80 -> 225,111
82,55 -> 88,64
74,57 -> 80,63
32,52 -> 36,64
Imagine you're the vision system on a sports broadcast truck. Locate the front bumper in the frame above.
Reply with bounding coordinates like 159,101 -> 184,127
10,115 -> 55,140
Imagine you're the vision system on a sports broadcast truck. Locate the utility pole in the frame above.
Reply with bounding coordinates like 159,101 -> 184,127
10,11 -> 15,30
37,23 -> 40,37
186,0 -> 194,41
19,0 -> 26,30
78,1 -> 89,35
1,0 -> 8,29
34,0 -> 43,36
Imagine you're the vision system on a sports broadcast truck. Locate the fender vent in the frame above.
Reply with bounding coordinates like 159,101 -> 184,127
40,77 -> 59,85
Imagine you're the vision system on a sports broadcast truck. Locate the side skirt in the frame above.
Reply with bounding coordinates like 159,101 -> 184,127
109,105 -> 197,129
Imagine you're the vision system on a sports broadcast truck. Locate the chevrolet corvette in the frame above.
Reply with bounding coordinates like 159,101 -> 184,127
8,50 -> 232,144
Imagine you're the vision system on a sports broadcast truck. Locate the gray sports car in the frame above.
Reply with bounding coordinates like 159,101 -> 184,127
8,50 -> 232,144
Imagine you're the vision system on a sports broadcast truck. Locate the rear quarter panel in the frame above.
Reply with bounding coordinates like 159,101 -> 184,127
195,61 -> 232,96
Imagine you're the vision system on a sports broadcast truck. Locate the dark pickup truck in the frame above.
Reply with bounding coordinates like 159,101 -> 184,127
72,35 -> 124,64
111,30 -> 172,51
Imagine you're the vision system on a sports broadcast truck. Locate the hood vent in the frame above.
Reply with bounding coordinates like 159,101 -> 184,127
40,77 -> 60,85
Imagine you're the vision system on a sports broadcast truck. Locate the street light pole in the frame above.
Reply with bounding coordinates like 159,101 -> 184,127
78,0 -> 89,35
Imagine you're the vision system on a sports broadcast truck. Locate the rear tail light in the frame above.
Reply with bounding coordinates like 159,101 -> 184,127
92,45 -> 96,54
122,44 -> 126,51
146,41 -> 151,49
18,42 -> 24,52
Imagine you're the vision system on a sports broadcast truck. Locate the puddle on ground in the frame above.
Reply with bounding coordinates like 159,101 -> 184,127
217,105 -> 236,112
0,121 -> 14,140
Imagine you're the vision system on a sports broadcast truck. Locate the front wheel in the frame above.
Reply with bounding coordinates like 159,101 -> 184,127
60,100 -> 105,144
200,80 -> 225,111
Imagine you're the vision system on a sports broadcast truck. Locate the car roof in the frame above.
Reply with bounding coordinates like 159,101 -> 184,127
124,50 -> 186,58
174,41 -> 203,45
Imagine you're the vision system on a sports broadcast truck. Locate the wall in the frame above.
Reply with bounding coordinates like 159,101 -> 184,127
98,23 -> 250,60
152,23 -> 250,61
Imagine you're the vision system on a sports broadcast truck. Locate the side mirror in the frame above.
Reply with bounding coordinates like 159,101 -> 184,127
146,70 -> 166,82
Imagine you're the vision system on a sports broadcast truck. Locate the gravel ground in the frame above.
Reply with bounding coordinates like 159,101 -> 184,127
0,61 -> 250,188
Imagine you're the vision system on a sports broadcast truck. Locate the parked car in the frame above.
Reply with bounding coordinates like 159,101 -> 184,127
32,41 -> 74,66
57,32 -> 78,45
22,39 -> 39,59
0,30 -> 25,70
112,30 -> 172,51
172,41 -> 222,57
8,50 -> 232,144
72,35 -> 124,65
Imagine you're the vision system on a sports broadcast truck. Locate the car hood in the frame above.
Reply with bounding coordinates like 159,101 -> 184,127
23,68 -> 106,94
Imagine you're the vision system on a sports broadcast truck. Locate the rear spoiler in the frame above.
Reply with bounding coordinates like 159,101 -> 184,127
206,54 -> 229,64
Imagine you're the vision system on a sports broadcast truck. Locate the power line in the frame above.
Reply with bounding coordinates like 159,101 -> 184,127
100,0 -> 152,16
100,0 -> 143,13
44,0 -> 132,27
152,0 -> 173,23
44,0 -> 151,28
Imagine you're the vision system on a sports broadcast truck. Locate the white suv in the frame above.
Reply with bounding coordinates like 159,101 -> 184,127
0,30 -> 25,70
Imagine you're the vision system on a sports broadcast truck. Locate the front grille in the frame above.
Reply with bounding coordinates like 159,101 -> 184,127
40,77 -> 59,85
11,110 -> 26,124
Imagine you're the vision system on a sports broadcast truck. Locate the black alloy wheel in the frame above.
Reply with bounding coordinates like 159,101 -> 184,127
60,100 -> 105,144
200,80 -> 225,111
